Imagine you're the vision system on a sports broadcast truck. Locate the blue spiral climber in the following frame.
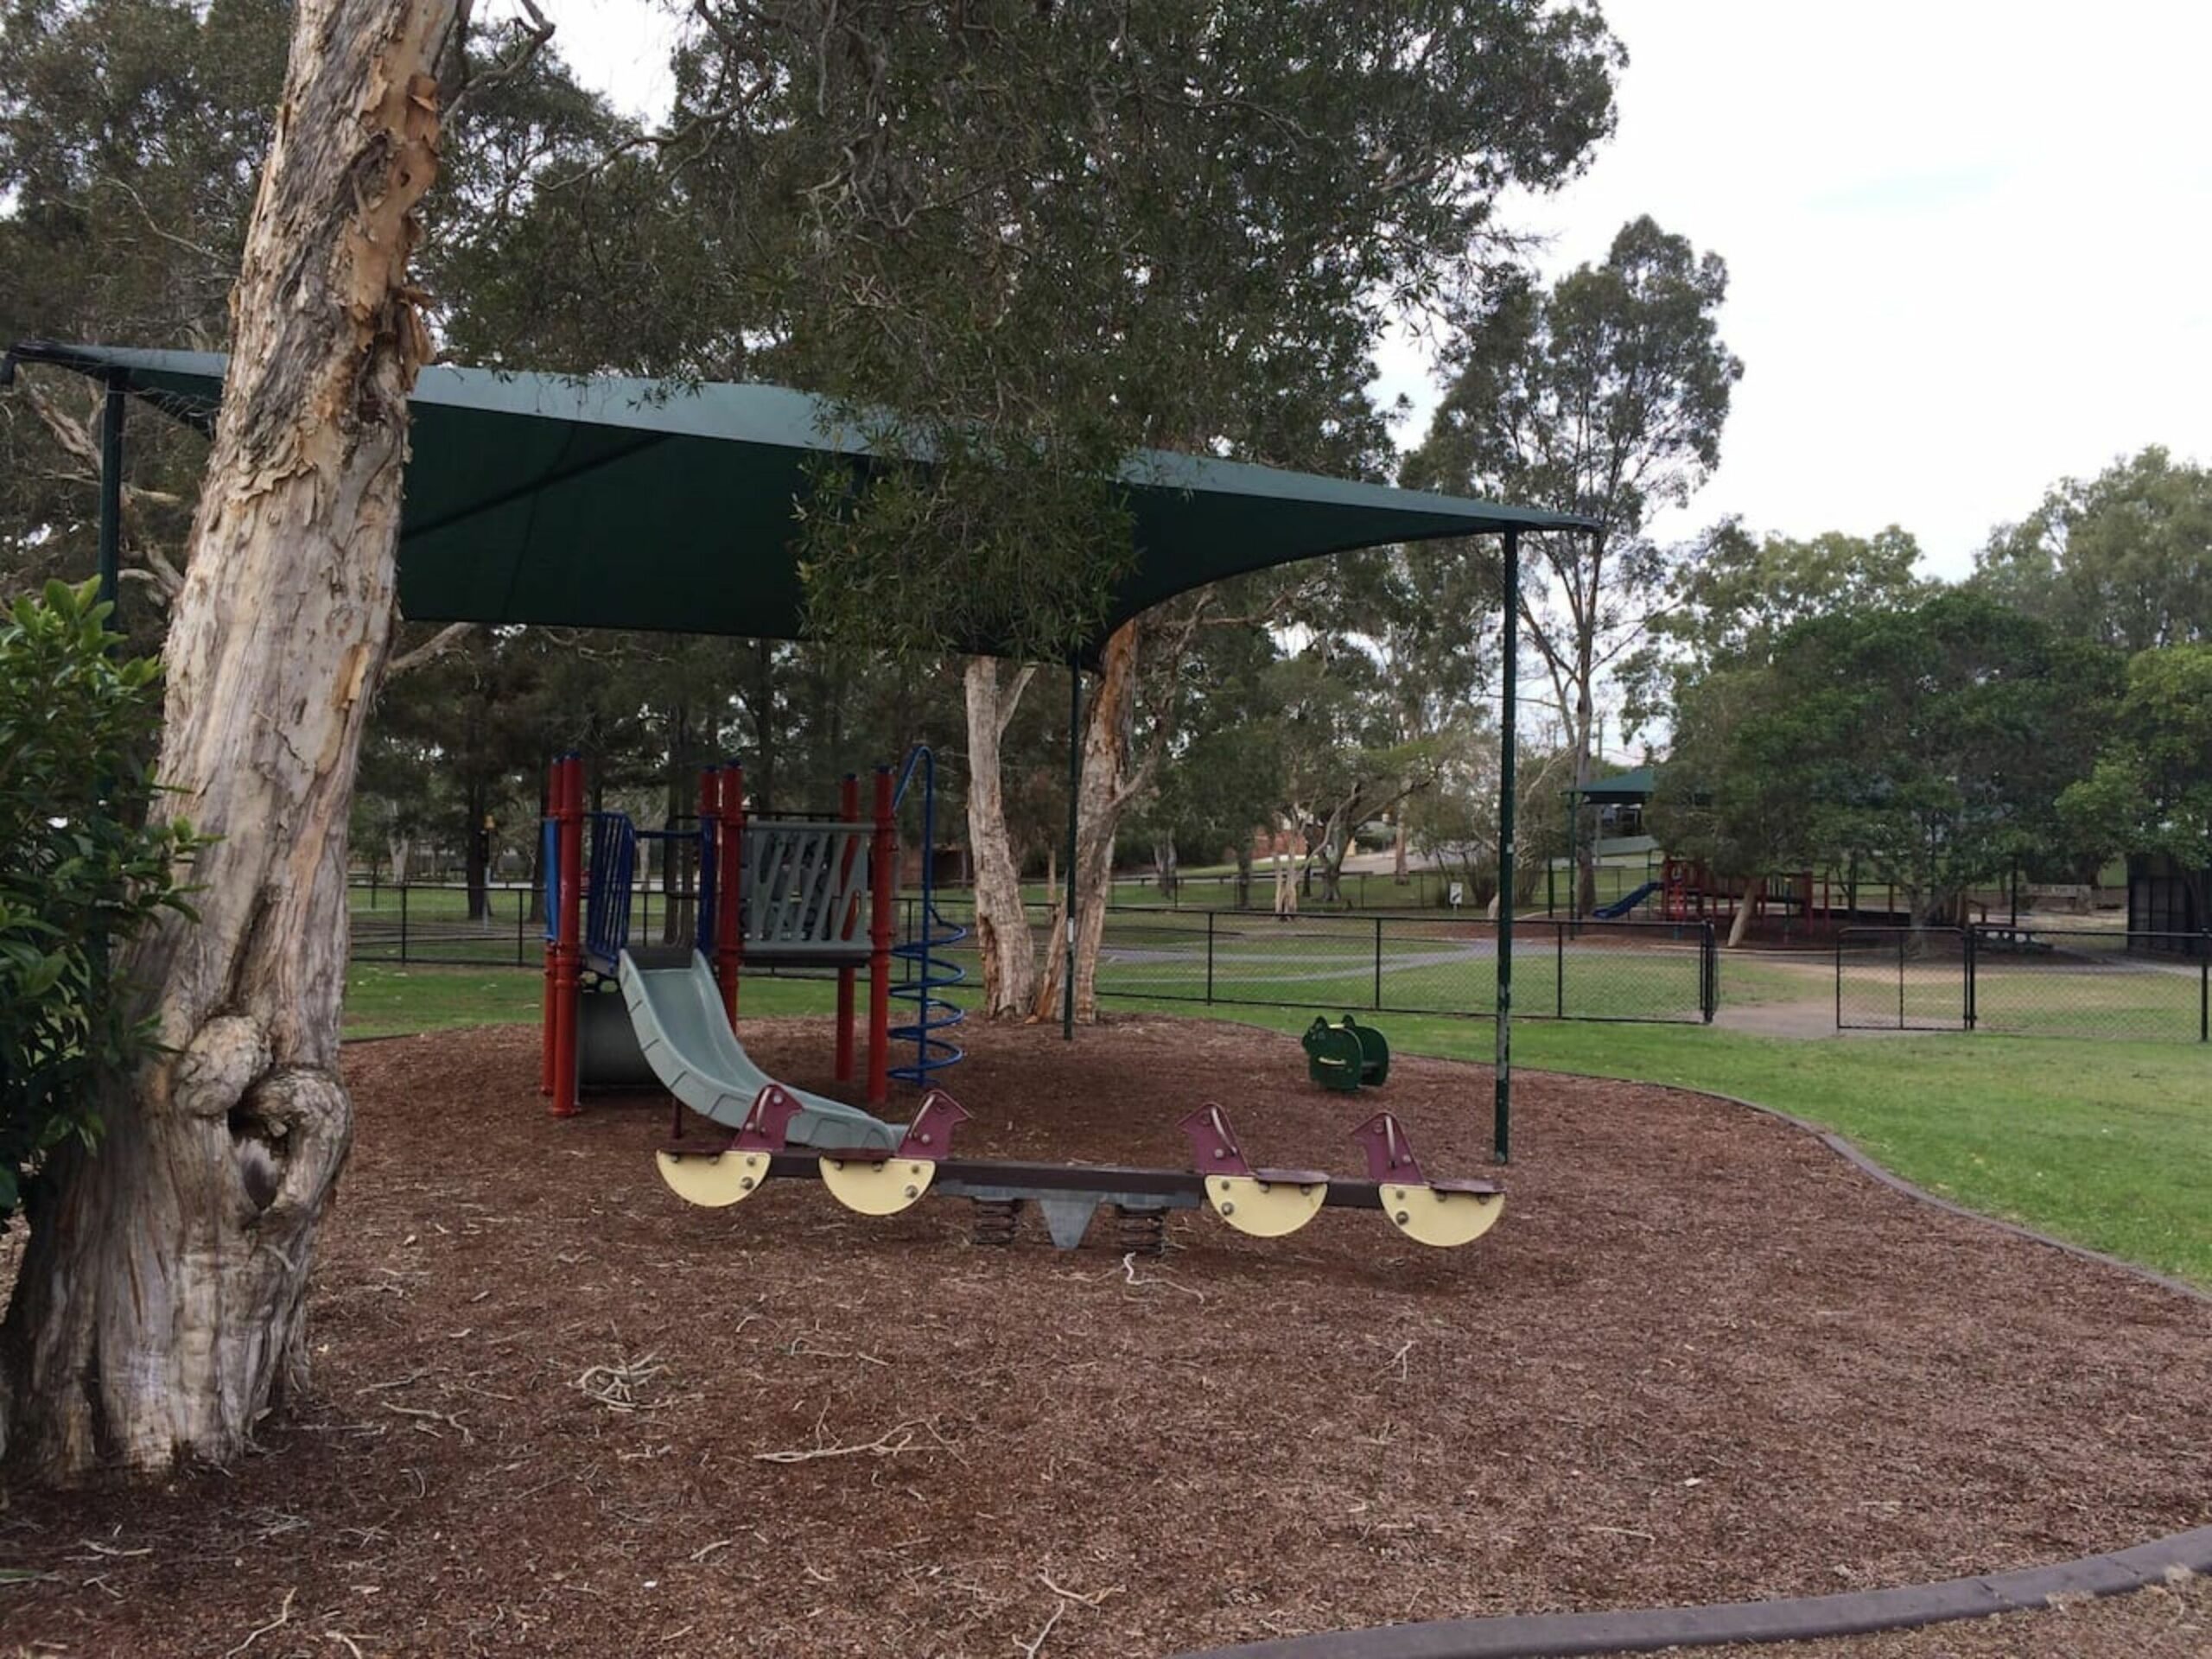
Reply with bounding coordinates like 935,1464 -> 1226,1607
888,744 -> 966,1086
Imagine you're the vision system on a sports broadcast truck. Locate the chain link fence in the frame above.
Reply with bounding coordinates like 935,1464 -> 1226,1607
1079,908 -> 1716,1023
349,883 -> 1718,1024
1837,924 -> 2210,1041
351,882 -> 2206,1041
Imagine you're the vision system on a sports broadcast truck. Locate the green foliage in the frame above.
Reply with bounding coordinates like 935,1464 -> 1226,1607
1974,446 -> 2212,652
2059,644 -> 2212,914
1408,214 -> 1742,851
672,0 -> 1623,658
0,0 -> 286,611
0,579 -> 197,1221
1414,216 -> 1741,539
1625,520 -> 1926,736
1663,591 -> 2120,916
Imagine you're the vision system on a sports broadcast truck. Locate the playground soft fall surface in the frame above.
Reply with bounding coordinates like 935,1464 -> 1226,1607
3,1018 -> 2209,1658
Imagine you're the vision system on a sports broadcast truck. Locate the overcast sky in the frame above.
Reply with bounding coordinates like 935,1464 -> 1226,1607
550,0 -> 2211,581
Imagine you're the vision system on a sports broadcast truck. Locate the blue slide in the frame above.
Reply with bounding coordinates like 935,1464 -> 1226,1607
1593,880 -> 1662,920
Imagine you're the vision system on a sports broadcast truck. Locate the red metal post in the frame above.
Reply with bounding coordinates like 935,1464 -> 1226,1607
716,765 -> 745,1026
550,754 -> 584,1118
868,764 -> 894,1106
835,772 -> 859,1082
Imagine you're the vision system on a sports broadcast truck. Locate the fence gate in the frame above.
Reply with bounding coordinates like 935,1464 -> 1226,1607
1834,926 -> 1969,1031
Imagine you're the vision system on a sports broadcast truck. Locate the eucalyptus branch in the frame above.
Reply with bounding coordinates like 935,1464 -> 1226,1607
386,622 -> 480,679
441,0 -> 556,122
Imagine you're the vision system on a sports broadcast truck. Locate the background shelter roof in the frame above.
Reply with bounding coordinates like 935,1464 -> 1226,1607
1565,766 -> 1659,804
6,340 -> 1593,659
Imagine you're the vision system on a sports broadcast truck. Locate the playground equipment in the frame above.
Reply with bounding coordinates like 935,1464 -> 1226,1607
539,747 -> 965,1147
653,1086 -> 1503,1252
1593,879 -> 1661,920
1302,1014 -> 1390,1091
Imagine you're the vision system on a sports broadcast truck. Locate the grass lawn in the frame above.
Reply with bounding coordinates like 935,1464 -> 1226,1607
346,963 -> 2212,1286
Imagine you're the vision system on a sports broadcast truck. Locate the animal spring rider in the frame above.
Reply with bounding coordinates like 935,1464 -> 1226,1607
1303,1014 -> 1390,1092
539,747 -> 965,1148
653,1086 -> 1504,1253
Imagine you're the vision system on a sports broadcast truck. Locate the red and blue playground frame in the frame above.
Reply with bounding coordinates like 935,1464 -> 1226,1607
537,755 -> 905,1119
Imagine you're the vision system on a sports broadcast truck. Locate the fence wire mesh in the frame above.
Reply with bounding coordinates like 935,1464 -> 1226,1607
1834,927 -> 1968,1031
1836,924 -> 2210,1041
1967,925 -> 2209,1042
350,882 -> 2205,1042
1072,907 -> 1714,1024
349,884 -> 1718,1024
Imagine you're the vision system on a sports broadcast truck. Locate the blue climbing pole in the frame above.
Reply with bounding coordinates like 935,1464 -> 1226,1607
889,744 -> 966,1086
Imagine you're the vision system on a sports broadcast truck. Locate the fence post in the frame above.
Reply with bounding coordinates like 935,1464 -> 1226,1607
1834,931 -> 1844,1031
1897,931 -> 1906,1030
399,884 -> 409,964
1963,925 -> 1977,1031
1373,916 -> 1383,1011
516,887 -> 525,967
2201,937 -> 2208,1043
1702,921 -> 1718,1023
1555,920 -> 1565,1018
1206,910 -> 1216,1005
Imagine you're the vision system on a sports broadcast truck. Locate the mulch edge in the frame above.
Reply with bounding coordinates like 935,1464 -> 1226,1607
1173,1526 -> 2212,1659
1172,1063 -> 2212,1658
1637,1074 -> 2212,1309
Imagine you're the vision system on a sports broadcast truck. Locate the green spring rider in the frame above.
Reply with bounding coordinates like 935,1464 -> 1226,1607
1301,1014 -> 1390,1092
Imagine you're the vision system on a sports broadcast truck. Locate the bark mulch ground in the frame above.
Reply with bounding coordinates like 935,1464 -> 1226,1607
2,1014 -> 2207,1658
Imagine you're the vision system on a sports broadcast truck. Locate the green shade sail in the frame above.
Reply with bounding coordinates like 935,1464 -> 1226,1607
6,340 -> 1591,658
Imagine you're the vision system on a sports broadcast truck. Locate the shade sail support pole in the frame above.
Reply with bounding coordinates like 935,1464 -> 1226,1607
98,373 -> 125,623
1494,528 -> 1519,1165
1063,660 -> 1082,1040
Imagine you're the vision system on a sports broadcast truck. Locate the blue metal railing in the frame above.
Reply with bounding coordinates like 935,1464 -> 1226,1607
583,811 -> 636,973
888,744 -> 966,1085
541,818 -> 561,944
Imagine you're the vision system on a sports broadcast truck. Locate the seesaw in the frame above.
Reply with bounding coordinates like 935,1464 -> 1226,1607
652,1085 -> 1503,1252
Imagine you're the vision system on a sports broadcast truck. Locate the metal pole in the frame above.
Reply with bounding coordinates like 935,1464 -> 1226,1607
1494,529 -> 1519,1165
1063,662 -> 1082,1040
1373,916 -> 1383,1011
1555,917 -> 1565,1017
98,376 -> 124,621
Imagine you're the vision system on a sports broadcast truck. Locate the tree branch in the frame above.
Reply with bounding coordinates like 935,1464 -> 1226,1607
386,621 -> 478,679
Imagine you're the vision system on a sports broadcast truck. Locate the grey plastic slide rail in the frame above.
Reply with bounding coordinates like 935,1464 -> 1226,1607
617,950 -> 899,1151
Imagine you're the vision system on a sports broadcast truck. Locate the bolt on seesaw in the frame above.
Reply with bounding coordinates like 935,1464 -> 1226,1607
653,1086 -> 1503,1252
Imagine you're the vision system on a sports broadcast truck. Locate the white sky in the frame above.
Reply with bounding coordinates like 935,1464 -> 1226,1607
550,0 -> 2212,581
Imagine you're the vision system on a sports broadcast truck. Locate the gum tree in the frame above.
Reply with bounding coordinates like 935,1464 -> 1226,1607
1408,216 -> 1741,909
670,0 -> 1624,1018
0,0 -> 465,1480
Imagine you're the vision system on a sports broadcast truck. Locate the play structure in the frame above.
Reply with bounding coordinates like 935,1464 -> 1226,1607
1302,1014 -> 1391,1092
652,1084 -> 1503,1252
1593,879 -> 1662,919
538,745 -> 967,1148
542,750 -> 1510,1255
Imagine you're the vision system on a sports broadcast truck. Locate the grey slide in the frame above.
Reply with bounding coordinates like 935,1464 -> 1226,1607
618,950 -> 899,1151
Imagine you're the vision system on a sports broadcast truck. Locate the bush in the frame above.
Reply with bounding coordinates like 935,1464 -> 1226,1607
0,581 -> 198,1223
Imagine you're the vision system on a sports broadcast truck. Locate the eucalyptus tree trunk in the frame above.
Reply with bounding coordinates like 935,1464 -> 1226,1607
0,0 -> 457,1480
1033,623 -> 1142,1025
962,657 -> 1038,1018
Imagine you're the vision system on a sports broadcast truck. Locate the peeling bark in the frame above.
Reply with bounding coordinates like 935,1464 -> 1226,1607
962,658 -> 1038,1018
0,0 -> 461,1482
1032,623 -> 1141,1025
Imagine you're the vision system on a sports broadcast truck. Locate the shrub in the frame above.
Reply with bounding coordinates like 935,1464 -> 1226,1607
0,581 -> 198,1223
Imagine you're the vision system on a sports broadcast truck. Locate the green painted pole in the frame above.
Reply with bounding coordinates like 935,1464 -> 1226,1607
1494,528 -> 1519,1165
1063,661 -> 1081,1040
98,375 -> 125,621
